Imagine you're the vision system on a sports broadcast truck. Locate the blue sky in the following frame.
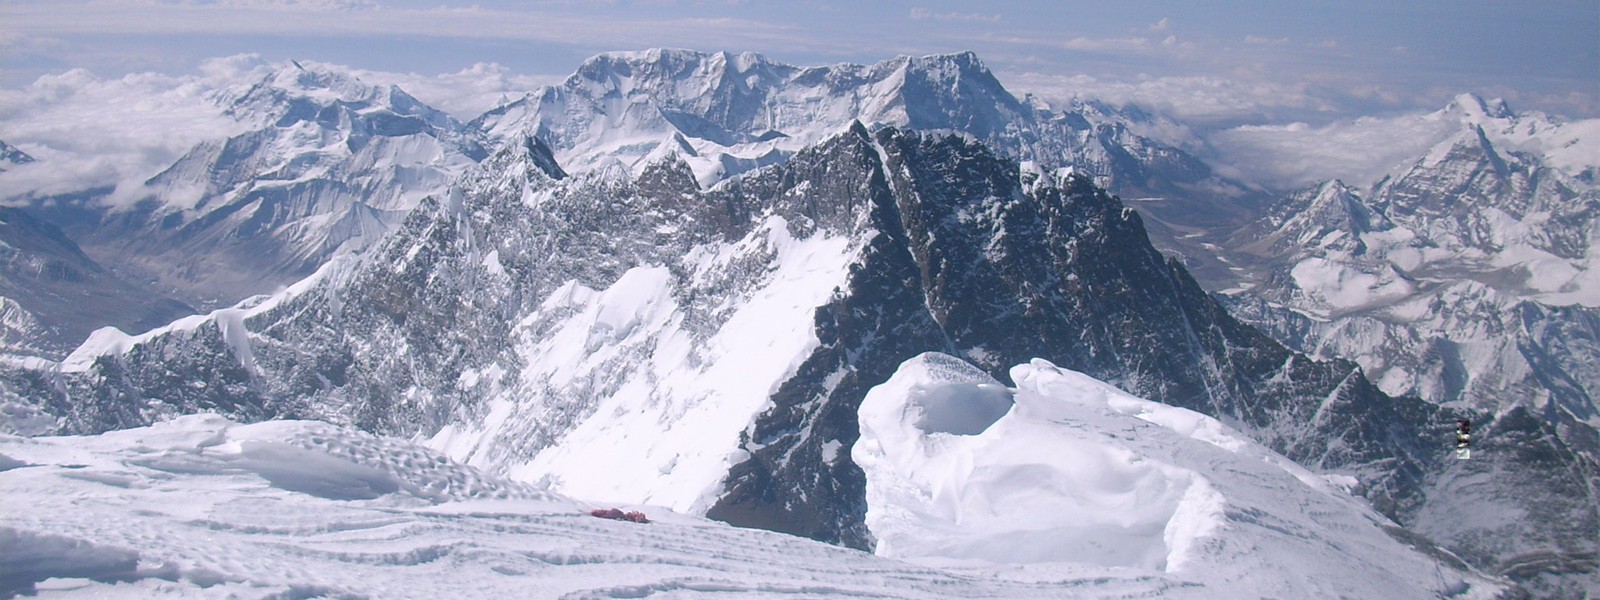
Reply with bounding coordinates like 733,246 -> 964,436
2,0 -> 1596,123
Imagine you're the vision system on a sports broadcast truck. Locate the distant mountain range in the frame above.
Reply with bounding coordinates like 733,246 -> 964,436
12,64 -> 485,352
1,50 -> 1596,596
1223,95 -> 1600,423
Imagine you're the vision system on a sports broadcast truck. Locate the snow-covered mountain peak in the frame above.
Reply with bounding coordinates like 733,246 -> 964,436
1445,92 -> 1515,122
1235,179 -> 1391,262
217,60 -> 461,136
568,49 -> 764,107
270,61 -> 379,102
570,48 -> 790,89
1419,92 -> 1600,184
638,131 -> 697,167
447,134 -> 567,212
470,48 -> 1225,210
1304,180 -> 1390,239
498,133 -> 567,182
880,50 -> 1005,93
35,56 -> 493,312
217,62 -> 366,121
553,48 -> 1015,131
634,143 -> 701,192
0,138 -> 35,171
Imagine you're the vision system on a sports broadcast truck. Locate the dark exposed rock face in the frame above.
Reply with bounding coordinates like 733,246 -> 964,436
708,130 -> 1596,596
711,128 -> 1432,548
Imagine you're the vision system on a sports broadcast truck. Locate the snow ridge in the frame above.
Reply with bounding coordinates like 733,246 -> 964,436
3,414 -> 1204,599
854,353 -> 1500,598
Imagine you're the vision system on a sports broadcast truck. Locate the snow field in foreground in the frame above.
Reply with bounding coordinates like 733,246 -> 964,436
2,414 -> 1199,599
0,353 -> 1504,599
854,352 -> 1503,599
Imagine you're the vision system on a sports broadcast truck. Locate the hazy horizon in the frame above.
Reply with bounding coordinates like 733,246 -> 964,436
2,0 -> 1595,126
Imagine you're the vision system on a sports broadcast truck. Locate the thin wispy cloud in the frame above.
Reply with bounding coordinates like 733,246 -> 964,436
211,0 -> 382,10
1006,71 -> 1329,124
1243,36 -> 1289,46
2,2 -> 795,48
909,7 -> 1001,23
1207,116 -> 1459,189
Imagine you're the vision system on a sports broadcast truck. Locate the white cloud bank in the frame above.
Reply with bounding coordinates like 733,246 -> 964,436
1204,116 -> 1458,190
0,57 -> 257,204
1003,71 -> 1334,125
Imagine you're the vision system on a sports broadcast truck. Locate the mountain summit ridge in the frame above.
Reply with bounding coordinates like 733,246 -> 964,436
3,48 -> 1598,595
473,48 -> 1220,197
10,123 -> 1593,594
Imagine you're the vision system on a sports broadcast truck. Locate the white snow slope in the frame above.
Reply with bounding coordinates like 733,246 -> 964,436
855,352 -> 1504,599
428,213 -> 860,515
9,414 -> 1268,599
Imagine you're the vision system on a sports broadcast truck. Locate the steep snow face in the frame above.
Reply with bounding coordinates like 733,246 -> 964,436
431,215 -> 859,512
1,414 -> 1210,599
854,353 -> 1501,599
